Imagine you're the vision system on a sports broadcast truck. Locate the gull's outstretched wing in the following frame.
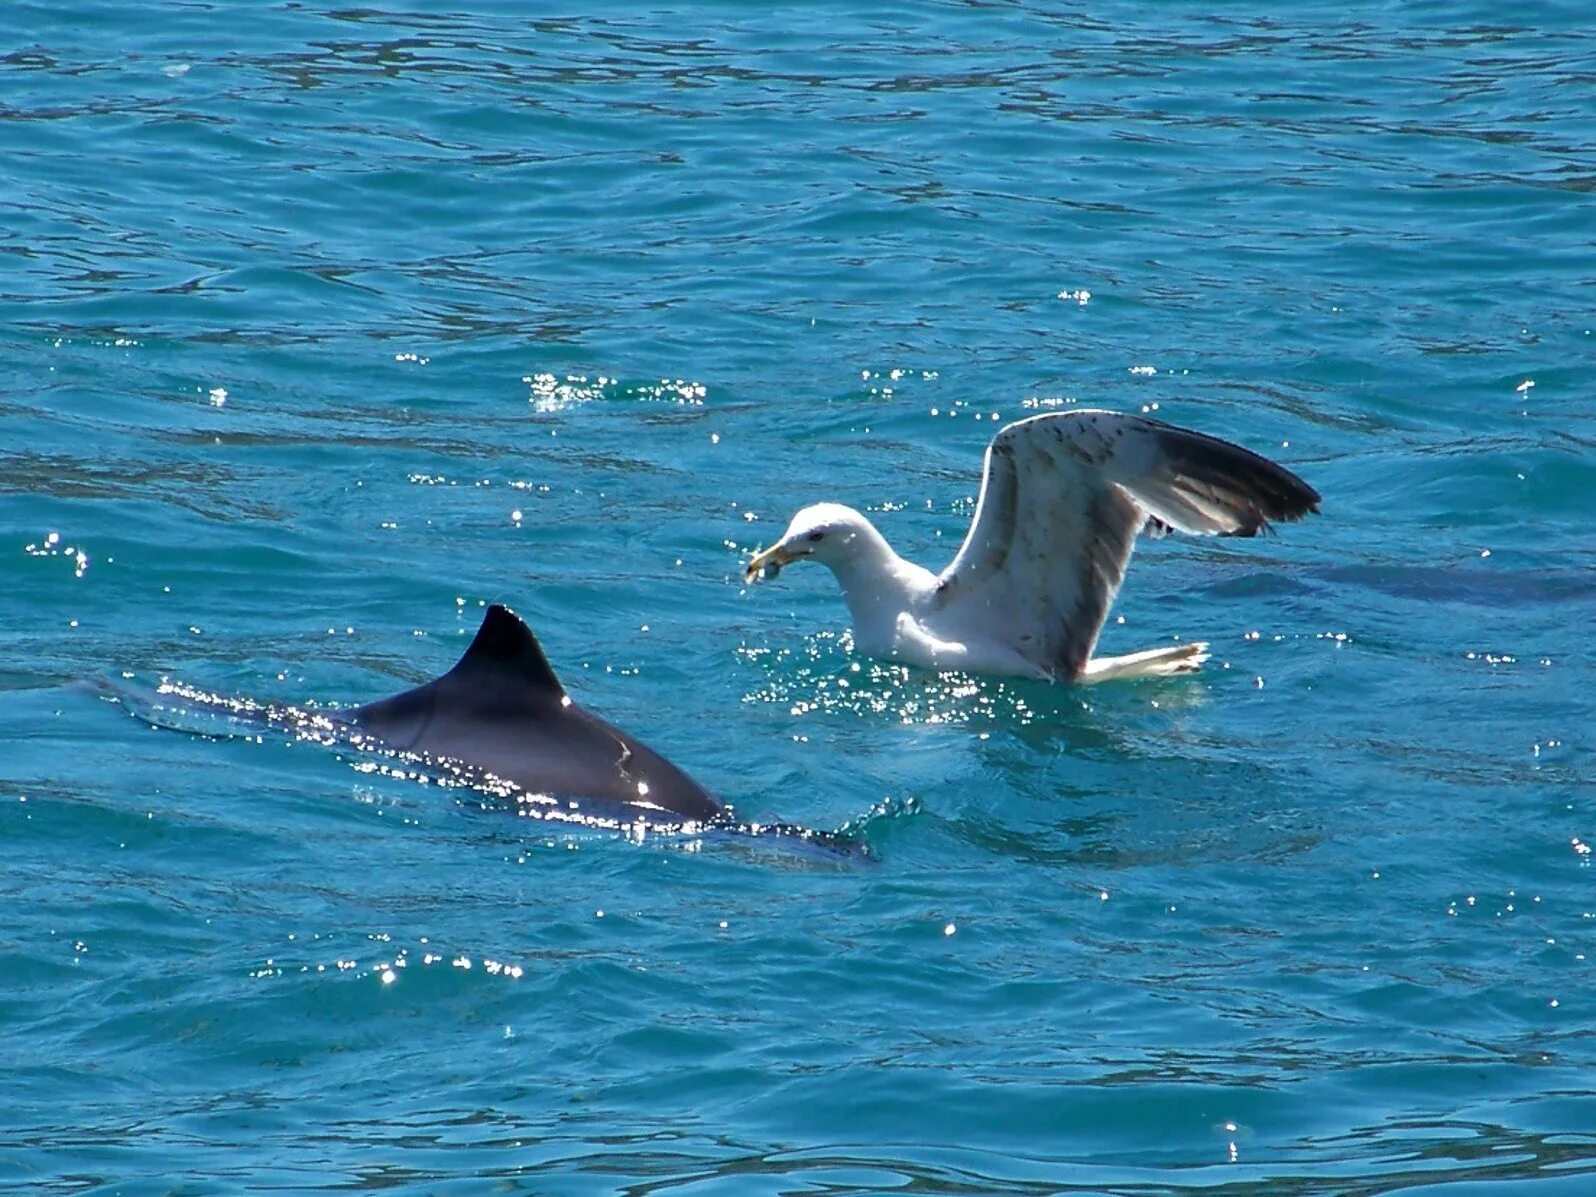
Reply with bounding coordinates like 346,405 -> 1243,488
931,410 -> 1319,680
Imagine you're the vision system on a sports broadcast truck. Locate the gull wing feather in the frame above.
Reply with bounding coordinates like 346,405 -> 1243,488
931,410 -> 1319,680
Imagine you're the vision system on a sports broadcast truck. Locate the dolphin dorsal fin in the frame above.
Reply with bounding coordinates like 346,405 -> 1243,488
446,604 -> 565,698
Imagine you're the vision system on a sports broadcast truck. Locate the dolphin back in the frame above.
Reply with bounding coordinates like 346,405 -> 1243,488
349,605 -> 722,825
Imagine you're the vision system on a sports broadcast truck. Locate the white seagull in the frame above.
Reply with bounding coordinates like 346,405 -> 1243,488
744,409 -> 1319,684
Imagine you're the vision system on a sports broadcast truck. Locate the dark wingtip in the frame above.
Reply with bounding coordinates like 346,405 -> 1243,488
1243,476 -> 1320,537
1261,470 -> 1321,530
1153,422 -> 1321,538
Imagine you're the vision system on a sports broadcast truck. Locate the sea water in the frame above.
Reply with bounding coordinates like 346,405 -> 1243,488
2,2 -> 1593,1192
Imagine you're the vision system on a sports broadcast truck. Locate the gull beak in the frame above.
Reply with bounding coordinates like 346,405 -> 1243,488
745,542 -> 797,583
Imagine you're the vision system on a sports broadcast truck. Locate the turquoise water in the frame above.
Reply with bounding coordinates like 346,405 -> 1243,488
3,1 -> 1593,1191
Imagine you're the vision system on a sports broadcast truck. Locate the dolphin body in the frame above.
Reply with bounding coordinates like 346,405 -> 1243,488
108,603 -> 865,857
342,604 -> 722,828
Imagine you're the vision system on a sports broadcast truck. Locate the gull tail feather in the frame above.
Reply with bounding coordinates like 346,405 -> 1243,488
1079,642 -> 1210,683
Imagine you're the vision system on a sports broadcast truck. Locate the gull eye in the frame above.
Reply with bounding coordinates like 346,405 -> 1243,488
807,530 -> 825,543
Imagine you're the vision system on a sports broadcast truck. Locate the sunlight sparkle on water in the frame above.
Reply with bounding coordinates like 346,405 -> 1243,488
11,8 -> 1594,1187
524,373 -> 707,412
24,531 -> 90,578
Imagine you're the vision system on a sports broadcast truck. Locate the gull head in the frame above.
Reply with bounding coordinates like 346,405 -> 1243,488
744,503 -> 875,583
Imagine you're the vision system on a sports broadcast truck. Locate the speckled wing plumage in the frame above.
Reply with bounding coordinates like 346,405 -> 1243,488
931,410 -> 1320,681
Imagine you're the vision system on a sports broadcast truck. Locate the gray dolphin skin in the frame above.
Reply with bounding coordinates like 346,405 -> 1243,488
345,604 -> 722,826
111,603 -> 862,857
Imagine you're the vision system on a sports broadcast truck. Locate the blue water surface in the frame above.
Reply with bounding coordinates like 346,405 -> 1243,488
3,2 -> 1594,1192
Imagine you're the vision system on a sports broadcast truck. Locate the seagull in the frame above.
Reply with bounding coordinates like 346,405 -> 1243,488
743,409 -> 1319,683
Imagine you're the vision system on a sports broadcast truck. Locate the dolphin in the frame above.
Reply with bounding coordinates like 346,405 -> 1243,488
341,603 -> 722,827
106,603 -> 867,857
